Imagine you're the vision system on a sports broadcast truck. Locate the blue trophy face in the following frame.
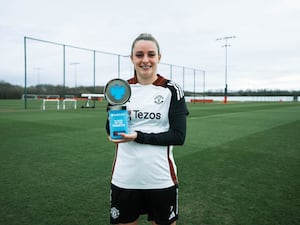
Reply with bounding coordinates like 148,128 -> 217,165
110,84 -> 125,101
104,79 -> 131,105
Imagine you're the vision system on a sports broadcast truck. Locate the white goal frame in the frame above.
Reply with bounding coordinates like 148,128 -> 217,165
63,99 -> 77,110
42,99 -> 60,110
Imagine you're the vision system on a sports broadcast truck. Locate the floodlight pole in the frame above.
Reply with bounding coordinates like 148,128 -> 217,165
216,36 -> 236,104
93,51 -> 96,92
203,70 -> 206,102
193,69 -> 196,103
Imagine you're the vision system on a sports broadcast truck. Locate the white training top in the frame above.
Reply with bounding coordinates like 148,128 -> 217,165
111,75 -> 187,189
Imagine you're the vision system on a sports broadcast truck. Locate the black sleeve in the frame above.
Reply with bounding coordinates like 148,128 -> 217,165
135,84 -> 189,146
105,118 -> 110,135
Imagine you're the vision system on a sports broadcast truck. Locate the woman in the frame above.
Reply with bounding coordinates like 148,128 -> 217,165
107,33 -> 189,225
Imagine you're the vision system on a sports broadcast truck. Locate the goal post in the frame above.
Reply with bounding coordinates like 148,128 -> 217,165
41,98 -> 77,110
42,99 -> 60,110
63,99 -> 77,110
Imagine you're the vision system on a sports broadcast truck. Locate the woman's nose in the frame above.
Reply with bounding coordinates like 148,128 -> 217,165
142,55 -> 149,62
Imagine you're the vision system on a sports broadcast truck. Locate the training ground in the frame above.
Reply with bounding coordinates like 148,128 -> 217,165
0,100 -> 299,225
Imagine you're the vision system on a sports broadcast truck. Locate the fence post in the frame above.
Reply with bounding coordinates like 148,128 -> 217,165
93,50 -> 96,92
24,37 -> 27,109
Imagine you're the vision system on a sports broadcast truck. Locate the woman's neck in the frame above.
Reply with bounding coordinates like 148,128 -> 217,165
136,74 -> 158,85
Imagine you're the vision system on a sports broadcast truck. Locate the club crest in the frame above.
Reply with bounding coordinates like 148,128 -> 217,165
110,84 -> 125,101
154,95 -> 164,104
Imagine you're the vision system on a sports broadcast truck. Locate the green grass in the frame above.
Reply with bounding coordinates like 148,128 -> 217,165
0,100 -> 299,225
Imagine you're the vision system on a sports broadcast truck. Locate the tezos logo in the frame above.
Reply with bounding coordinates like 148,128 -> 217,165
133,110 -> 161,120
154,95 -> 164,104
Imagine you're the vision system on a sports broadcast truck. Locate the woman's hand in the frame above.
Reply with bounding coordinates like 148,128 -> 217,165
108,132 -> 137,144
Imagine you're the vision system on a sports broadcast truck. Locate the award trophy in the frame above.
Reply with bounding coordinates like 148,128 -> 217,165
104,78 -> 131,139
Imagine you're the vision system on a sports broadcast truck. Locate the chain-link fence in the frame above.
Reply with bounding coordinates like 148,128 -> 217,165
24,37 -> 205,109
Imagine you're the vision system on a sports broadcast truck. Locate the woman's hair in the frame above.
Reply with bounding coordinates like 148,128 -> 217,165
130,33 -> 161,56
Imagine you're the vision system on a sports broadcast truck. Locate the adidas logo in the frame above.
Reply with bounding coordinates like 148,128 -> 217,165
169,211 -> 176,220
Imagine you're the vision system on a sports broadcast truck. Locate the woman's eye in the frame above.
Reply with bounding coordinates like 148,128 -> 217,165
148,53 -> 156,57
135,53 -> 143,58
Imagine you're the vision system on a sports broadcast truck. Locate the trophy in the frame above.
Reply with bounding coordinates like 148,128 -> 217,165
104,78 -> 131,139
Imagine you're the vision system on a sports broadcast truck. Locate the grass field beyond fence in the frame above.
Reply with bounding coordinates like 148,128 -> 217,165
0,100 -> 299,225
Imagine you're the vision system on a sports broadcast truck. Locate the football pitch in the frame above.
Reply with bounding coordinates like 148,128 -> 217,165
0,100 -> 299,225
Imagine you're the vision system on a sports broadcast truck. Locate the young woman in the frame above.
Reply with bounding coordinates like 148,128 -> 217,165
107,33 -> 189,225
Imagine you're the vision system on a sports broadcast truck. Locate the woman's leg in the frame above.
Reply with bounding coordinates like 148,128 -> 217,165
118,220 -> 138,225
151,221 -> 176,225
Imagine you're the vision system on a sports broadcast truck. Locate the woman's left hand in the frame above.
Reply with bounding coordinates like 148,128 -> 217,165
108,132 -> 137,144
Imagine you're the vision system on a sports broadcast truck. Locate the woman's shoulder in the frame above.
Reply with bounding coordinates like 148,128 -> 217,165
166,80 -> 184,101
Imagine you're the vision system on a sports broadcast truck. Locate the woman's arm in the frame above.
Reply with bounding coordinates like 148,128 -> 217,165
134,112 -> 187,145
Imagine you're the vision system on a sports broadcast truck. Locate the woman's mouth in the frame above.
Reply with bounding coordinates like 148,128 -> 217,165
140,65 -> 151,69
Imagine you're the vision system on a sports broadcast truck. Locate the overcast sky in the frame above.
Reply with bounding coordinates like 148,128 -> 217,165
1,0 -> 299,91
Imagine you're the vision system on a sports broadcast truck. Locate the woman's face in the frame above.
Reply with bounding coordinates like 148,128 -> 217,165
131,40 -> 161,84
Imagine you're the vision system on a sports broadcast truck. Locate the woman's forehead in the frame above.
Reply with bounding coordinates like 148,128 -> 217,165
133,40 -> 158,52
